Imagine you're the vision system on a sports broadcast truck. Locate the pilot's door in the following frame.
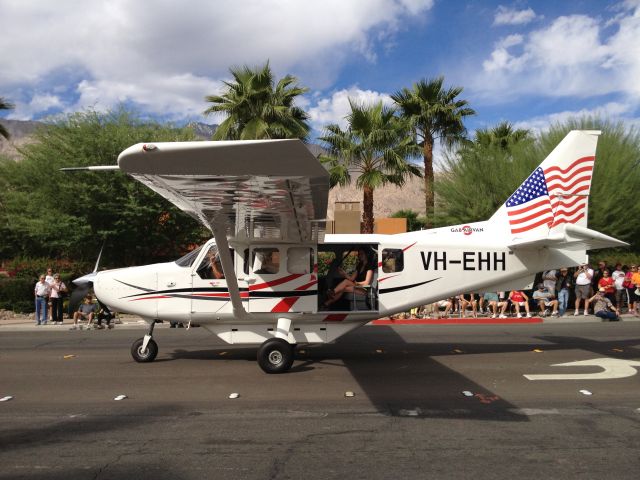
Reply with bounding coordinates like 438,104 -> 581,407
191,244 -> 230,321
247,246 -> 317,313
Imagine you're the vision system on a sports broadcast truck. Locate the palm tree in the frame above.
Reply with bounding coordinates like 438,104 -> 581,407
319,100 -> 421,233
204,62 -> 310,140
391,77 -> 475,227
0,97 -> 15,140
473,121 -> 531,151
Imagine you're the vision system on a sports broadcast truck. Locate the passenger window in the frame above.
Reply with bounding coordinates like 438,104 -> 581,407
382,248 -> 404,273
252,248 -> 280,275
288,247 -> 313,274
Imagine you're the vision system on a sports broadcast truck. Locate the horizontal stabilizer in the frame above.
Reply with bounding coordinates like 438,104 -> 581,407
508,224 -> 628,251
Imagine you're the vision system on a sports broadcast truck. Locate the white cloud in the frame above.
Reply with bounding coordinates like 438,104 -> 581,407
475,4 -> 640,102
513,102 -> 640,133
308,87 -> 393,131
493,6 -> 540,26
0,0 -> 434,120
9,93 -> 64,121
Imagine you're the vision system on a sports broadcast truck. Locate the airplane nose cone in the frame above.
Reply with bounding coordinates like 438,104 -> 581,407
94,267 -> 158,318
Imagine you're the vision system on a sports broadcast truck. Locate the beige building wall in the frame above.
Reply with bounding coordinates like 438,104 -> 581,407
333,201 -> 361,234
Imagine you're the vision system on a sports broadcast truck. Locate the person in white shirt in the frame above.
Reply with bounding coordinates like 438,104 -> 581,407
574,264 -> 594,315
34,275 -> 50,325
611,263 -> 626,309
49,274 -> 68,324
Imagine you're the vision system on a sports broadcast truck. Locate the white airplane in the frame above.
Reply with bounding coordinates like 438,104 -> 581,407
90,130 -> 626,373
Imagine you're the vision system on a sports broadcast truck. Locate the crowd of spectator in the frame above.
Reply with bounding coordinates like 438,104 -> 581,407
32,267 -> 113,329
403,260 -> 640,322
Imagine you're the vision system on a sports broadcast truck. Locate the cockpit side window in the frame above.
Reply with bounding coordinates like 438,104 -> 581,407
197,246 -> 230,279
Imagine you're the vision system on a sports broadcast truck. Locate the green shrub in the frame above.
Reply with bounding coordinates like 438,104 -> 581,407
0,277 -> 35,313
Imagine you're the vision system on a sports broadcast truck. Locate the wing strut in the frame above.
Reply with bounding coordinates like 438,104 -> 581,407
212,212 -> 248,319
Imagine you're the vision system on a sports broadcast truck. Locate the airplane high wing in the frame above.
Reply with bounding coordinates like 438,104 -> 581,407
118,139 -> 330,243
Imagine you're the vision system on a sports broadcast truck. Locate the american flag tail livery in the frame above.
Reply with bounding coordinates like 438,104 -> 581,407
490,130 -> 600,241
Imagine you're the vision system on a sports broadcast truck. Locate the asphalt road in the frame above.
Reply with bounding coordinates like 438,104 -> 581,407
1,322 -> 639,480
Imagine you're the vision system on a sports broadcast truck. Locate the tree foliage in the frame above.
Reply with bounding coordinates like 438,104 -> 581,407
204,61 -> 310,140
319,100 -> 421,233
0,109 -> 209,267
0,97 -> 15,140
392,76 -> 475,227
435,118 -> 640,253
390,209 -> 428,231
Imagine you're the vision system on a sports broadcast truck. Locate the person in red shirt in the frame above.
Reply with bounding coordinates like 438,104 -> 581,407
597,270 -> 616,305
508,290 -> 532,318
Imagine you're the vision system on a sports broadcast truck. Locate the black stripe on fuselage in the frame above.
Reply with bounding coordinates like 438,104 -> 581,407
379,278 -> 440,294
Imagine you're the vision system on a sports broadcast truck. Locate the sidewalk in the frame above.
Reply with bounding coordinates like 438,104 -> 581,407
1,310 -> 639,331
0,311 -> 160,331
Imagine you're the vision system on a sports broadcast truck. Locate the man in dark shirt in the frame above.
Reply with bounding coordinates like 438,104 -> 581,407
555,267 -> 572,316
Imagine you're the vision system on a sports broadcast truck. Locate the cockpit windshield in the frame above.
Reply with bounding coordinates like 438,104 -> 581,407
175,245 -> 204,267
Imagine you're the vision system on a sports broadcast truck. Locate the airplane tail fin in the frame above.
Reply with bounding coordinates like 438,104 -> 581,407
490,130 -> 627,251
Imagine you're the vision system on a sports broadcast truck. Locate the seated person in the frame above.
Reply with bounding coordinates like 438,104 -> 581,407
508,290 -> 532,318
532,284 -> 559,316
71,295 -> 97,329
483,292 -> 509,318
458,293 -> 477,318
95,301 -> 114,329
254,250 -> 279,275
323,248 -> 374,309
424,298 -> 454,318
197,248 -> 225,279
587,287 -> 620,321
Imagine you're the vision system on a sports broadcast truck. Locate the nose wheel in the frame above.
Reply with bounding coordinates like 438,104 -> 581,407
131,337 -> 158,362
131,321 -> 158,363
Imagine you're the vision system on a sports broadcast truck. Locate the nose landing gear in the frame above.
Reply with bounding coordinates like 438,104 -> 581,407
131,320 -> 158,363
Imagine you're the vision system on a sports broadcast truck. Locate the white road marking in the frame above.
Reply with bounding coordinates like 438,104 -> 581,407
524,358 -> 640,381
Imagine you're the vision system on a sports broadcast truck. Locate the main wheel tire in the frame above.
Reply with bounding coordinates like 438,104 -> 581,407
131,337 -> 158,363
257,338 -> 294,374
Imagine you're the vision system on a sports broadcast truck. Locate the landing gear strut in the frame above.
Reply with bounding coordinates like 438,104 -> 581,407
131,321 -> 158,363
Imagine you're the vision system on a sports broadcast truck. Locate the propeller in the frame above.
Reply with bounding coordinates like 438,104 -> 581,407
68,243 -> 104,314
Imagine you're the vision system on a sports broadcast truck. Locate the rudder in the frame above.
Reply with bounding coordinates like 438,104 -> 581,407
490,130 -> 600,240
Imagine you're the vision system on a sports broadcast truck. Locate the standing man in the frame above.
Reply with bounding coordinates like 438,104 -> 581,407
555,268 -> 572,316
34,274 -> 50,325
591,260 -> 608,295
574,263 -> 594,315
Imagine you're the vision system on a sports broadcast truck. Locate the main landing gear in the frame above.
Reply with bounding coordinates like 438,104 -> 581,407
131,320 -> 158,363
257,338 -> 295,374
257,317 -> 296,374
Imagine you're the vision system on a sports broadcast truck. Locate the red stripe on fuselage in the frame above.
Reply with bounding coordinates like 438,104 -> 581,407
250,273 -> 303,291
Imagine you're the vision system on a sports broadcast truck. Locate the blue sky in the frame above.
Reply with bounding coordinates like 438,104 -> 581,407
1,0 -> 639,142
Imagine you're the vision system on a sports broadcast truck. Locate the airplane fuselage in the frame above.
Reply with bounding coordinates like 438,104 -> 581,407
94,220 -> 585,345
